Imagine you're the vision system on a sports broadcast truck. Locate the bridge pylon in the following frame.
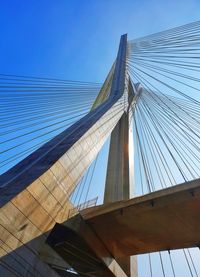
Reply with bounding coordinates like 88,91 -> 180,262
47,34 -> 141,277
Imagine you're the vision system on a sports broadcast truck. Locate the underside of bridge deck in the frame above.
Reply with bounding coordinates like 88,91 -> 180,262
47,178 -> 200,275
83,178 -> 200,257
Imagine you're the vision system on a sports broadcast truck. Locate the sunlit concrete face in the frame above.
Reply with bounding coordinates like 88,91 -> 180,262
0,87 -> 125,276
0,34 -> 129,276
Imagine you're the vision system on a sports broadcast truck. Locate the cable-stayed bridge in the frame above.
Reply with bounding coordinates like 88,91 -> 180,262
1,20 -> 200,276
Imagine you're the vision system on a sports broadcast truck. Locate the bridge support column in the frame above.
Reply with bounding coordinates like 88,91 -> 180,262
104,111 -> 132,203
104,81 -> 137,277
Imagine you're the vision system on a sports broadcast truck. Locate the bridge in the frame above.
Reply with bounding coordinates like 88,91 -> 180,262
1,20 -> 200,276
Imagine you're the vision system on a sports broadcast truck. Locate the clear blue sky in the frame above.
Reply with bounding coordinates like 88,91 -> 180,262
0,0 -> 200,82
1,1 -> 200,276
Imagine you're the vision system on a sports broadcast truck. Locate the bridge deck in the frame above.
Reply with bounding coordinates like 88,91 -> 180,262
81,178 -> 200,257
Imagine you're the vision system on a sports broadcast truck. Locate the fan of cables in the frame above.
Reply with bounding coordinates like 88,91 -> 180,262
127,20 -> 200,194
127,20 -> 200,277
0,74 -> 101,174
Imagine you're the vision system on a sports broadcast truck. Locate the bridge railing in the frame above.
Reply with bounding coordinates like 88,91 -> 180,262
68,196 -> 98,218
